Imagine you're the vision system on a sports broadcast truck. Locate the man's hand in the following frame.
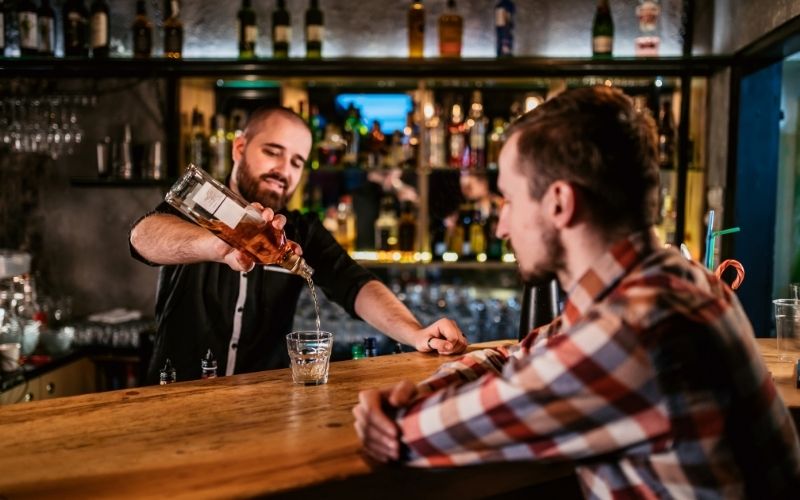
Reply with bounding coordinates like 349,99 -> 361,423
216,203 -> 301,272
352,380 -> 417,463
414,318 -> 468,355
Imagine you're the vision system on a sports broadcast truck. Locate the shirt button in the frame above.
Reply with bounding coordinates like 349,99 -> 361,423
242,272 -> 248,278
237,307 -> 243,312
231,343 -> 238,349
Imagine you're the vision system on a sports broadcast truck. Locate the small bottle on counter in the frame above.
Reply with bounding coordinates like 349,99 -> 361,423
201,349 -> 218,379
159,358 -> 176,385
351,343 -> 365,360
364,337 -> 378,357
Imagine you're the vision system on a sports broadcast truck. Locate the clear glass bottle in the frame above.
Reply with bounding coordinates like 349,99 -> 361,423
238,0 -> 257,59
201,349 -> 218,379
408,0 -> 424,58
160,358 -> 176,384
305,0 -> 323,59
165,164 -> 314,278
592,0 -> 613,58
438,0 -> 462,58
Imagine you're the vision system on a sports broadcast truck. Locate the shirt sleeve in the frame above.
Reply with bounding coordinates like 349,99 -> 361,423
289,213 -> 377,319
395,306 -> 672,467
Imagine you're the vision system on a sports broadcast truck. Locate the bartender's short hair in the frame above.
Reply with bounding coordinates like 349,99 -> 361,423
506,86 -> 660,232
243,106 -> 311,141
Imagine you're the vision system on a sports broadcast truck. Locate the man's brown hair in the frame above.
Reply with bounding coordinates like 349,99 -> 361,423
242,106 -> 311,141
506,86 -> 660,232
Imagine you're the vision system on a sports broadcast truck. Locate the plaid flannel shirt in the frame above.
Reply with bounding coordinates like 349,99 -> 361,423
396,230 -> 800,499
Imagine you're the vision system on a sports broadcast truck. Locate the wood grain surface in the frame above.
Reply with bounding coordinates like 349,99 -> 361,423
1,339 -> 794,499
0,340 -> 575,499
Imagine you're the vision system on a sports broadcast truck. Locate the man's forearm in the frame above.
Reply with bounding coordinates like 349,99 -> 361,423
130,213 -> 221,265
354,280 -> 422,345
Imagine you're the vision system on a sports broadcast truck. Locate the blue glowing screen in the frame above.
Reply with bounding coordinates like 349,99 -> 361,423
334,94 -> 412,133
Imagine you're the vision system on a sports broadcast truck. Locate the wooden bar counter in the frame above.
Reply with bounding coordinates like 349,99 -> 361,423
0,341 -> 574,499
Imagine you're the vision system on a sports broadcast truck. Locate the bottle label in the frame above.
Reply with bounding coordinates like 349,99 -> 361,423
593,36 -> 613,54
164,27 -> 182,54
195,183 -> 246,229
91,13 -> 108,48
274,26 -> 291,43
495,7 -> 509,27
307,25 -> 323,42
19,12 -> 37,50
636,1 -> 661,33
244,25 -> 257,44
38,17 -> 54,53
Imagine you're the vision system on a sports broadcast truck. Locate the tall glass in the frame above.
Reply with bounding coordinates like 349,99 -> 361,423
773,299 -> 800,362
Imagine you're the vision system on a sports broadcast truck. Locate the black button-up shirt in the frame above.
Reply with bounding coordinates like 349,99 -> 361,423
131,202 -> 375,383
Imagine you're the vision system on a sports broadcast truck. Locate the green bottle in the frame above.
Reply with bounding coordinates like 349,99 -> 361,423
592,0 -> 613,58
272,0 -> 291,59
238,0 -> 257,59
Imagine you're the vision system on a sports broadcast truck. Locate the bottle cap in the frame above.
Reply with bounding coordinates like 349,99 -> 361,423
201,349 -> 217,370
282,252 -> 314,278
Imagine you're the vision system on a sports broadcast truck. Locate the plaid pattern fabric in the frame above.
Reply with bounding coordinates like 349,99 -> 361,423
396,230 -> 800,498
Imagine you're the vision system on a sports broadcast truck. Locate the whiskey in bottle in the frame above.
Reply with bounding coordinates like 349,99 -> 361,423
90,0 -> 109,58
238,0 -> 257,59
18,0 -> 38,57
408,0 -> 424,58
592,0 -> 613,58
494,0 -> 515,57
165,164 -> 313,278
272,0 -> 291,59
63,0 -> 89,57
131,0 -> 153,58
37,0 -> 56,56
438,0 -> 461,58
163,0 -> 183,59
305,0 -> 323,59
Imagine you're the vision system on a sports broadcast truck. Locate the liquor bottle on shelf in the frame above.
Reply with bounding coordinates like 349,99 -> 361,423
485,203 -> 503,260
592,0 -> 613,58
447,101 -> 467,169
90,0 -> 109,58
0,2 -> 5,56
658,100 -> 676,170
408,0 -> 424,58
487,118 -> 505,170
17,0 -> 37,57
37,0 -> 55,56
367,120 -> 386,169
165,164 -> 314,277
336,195 -> 357,253
308,104 -> 325,169
431,218 -> 447,261
238,0 -> 257,59
208,114 -> 230,182
305,0 -> 323,59
189,108 -> 207,171
438,0 -> 462,58
401,109 -> 419,167
468,90 -> 487,170
494,0 -> 514,58
343,103 -> 366,165
375,195 -> 399,251
398,201 -> 416,251
426,103 -> 446,168
131,0 -> 153,58
635,0 -> 661,56
272,0 -> 291,59
63,0 -> 89,57
163,0 -> 183,59
469,205 -> 486,257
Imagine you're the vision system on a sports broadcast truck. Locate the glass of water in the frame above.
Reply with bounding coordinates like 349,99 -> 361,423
286,331 -> 334,385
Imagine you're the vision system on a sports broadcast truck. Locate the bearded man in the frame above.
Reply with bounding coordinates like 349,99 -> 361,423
131,107 -> 465,383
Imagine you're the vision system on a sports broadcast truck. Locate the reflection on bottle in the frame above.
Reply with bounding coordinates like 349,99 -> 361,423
160,358 -> 176,385
201,349 -> 218,379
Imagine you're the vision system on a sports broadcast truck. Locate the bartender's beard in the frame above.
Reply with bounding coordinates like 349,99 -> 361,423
235,157 -> 292,211
519,221 -> 565,288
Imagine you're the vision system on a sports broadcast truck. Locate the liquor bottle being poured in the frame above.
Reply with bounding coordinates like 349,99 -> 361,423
165,164 -> 314,279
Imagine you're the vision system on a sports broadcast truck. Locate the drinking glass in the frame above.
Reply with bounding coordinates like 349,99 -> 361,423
773,299 -> 800,362
286,331 -> 334,385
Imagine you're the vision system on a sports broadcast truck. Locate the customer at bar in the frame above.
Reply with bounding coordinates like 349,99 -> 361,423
130,107 -> 466,383
353,86 -> 800,497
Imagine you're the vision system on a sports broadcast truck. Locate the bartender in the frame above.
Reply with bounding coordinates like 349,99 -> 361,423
129,106 -> 467,382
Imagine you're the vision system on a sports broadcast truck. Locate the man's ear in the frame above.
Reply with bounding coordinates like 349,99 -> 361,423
232,135 -> 246,164
547,180 -> 577,229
